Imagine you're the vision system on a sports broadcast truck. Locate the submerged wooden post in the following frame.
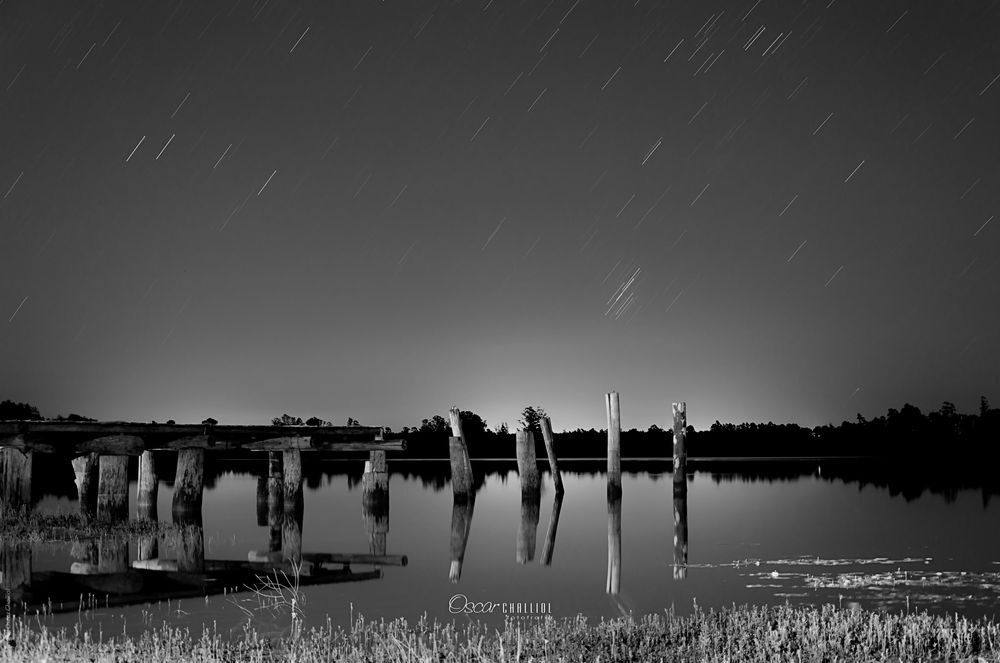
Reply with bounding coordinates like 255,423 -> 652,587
172,449 -> 205,515
137,450 -> 158,515
97,455 -> 129,521
1,447 -> 33,513
606,492 -> 622,595
72,453 -> 99,517
282,449 -> 302,507
606,391 -> 622,498
448,407 -> 474,501
267,452 -> 283,552
539,416 -> 564,495
673,481 -> 688,580
516,484 -> 541,564
515,430 -> 540,493
448,498 -> 475,582
672,402 -> 687,484
540,492 -> 564,566
282,511 -> 303,565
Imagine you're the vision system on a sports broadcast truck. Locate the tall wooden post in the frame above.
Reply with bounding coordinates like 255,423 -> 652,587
606,491 -> 622,595
97,455 -> 129,521
172,449 -> 205,516
606,391 -> 622,498
0,447 -> 33,514
540,492 -> 564,566
448,498 -> 474,582
539,416 -> 564,495
72,453 -> 99,517
137,450 -> 158,515
282,449 -> 302,507
672,402 -> 687,485
516,486 -> 541,564
448,407 -> 474,501
673,481 -> 688,580
515,430 -> 539,494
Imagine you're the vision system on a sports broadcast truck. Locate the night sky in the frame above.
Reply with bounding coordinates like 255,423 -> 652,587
2,0 -> 998,432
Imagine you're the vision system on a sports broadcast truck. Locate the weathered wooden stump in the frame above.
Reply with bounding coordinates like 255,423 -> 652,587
282,449 -> 302,508
673,480 -> 688,580
448,407 -> 474,501
606,492 -> 622,595
515,430 -> 540,494
448,498 -> 475,583
97,455 -> 129,521
516,486 -> 541,564
72,452 -> 99,517
1,447 -> 33,513
539,416 -> 564,495
137,450 -> 158,514
606,391 -> 622,498
171,449 -> 205,516
672,402 -> 687,485
540,491 -> 564,566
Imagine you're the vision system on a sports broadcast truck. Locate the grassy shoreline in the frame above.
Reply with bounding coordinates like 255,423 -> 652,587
3,603 -> 1000,662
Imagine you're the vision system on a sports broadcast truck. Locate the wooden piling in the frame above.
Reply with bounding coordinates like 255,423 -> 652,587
97,455 -> 129,521
172,449 -> 205,516
362,498 -> 388,558
137,450 -> 158,514
515,430 -> 539,494
673,481 -> 688,580
256,476 -> 268,526
606,492 -> 621,595
448,407 -> 474,501
516,486 -> 541,564
1,447 -> 33,513
362,450 -> 389,505
448,498 -> 475,583
539,416 -> 564,495
606,391 -> 622,498
282,449 -> 302,507
72,453 -> 99,517
672,402 -> 687,484
540,492 -> 564,566
267,452 -> 283,552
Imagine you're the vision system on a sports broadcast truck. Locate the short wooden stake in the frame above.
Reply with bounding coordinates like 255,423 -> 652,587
606,391 -> 622,498
137,450 -> 158,516
539,416 -> 564,494
606,492 -> 622,595
673,481 -> 688,580
540,492 -> 564,566
448,407 -> 474,501
515,430 -> 540,494
72,453 -> 98,517
97,455 -> 129,521
171,449 -> 205,516
516,487 -> 541,564
672,402 -> 687,484
448,498 -> 475,582
1,448 -> 33,513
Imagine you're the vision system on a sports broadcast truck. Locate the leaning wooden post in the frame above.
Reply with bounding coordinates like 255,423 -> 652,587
172,449 -> 205,516
540,491 -> 564,566
448,498 -> 475,582
72,453 -> 99,517
606,391 -> 622,498
137,450 -> 158,516
97,455 -> 129,521
448,407 -> 474,501
539,416 -> 564,495
606,491 -> 622,595
0,448 -> 33,514
672,402 -> 687,485
515,430 -> 539,494
673,481 -> 689,580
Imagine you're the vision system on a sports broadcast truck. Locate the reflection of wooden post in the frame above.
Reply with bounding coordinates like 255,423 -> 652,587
173,510 -> 205,572
448,408 -> 474,501
516,486 -> 541,564
673,481 -> 688,580
97,455 -> 129,521
256,476 -> 268,526
70,540 -> 99,574
283,449 -> 302,507
267,452 -> 283,552
98,538 -> 129,573
540,492 -> 564,566
539,417 -> 564,495
606,392 -> 622,498
515,430 -> 539,493
172,449 -> 205,516
362,450 -> 389,556
362,498 -> 388,558
362,451 -> 389,503
448,498 -> 474,582
672,402 -> 687,485
72,453 -> 99,517
0,541 -> 31,596
282,511 -> 303,565
137,450 -> 158,514
606,492 -> 621,595
0,448 -> 32,513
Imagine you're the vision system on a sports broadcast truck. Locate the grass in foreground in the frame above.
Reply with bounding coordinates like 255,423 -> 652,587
3,603 -> 1000,662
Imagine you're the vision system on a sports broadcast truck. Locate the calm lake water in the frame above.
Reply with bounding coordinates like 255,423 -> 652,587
15,459 -> 1000,637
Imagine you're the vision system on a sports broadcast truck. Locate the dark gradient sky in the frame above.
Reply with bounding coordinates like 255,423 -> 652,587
2,0 -> 998,432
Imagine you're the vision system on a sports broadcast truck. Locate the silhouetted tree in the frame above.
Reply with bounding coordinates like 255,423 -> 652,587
346,417 -> 360,426
518,405 -> 547,433
202,417 -> 218,426
305,416 -> 332,426
419,415 -> 447,434
272,414 -> 303,426
0,400 -> 42,421
981,396 -> 991,418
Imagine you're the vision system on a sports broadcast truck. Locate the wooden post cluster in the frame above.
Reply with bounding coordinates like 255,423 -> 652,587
606,391 -> 622,498
97,455 -> 129,521
1,448 -> 33,513
539,417 -> 564,495
672,402 -> 687,484
448,407 -> 474,501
